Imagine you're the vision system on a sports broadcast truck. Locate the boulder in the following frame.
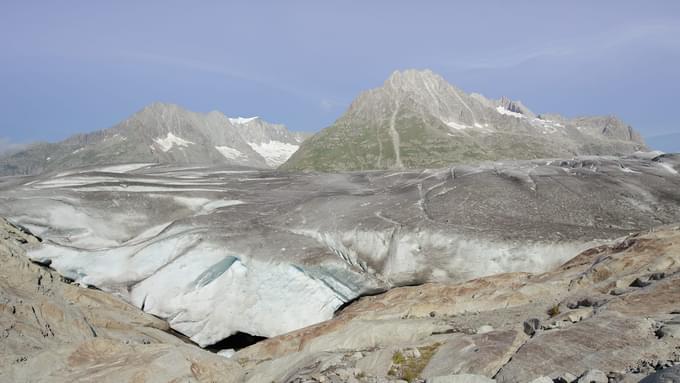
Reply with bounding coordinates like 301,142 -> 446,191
529,377 -> 554,383
579,369 -> 608,383
640,366 -> 680,383
524,318 -> 541,336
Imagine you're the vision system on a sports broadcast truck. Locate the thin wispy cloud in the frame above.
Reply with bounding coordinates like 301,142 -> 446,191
119,50 -> 319,102
319,98 -> 342,112
443,21 -> 680,72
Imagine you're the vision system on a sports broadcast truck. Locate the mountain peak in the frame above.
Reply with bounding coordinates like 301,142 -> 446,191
141,102 -> 186,114
385,69 -> 445,89
0,103 -> 306,176
282,69 -> 648,172
497,96 -> 534,118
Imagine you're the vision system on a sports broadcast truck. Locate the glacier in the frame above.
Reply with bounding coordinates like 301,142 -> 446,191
1,154 -> 679,347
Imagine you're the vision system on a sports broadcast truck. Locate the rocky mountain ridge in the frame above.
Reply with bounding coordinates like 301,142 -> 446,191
0,103 -> 307,176
282,69 -> 647,171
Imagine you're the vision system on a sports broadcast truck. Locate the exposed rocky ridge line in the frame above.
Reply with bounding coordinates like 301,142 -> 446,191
0,217 -> 244,383
0,102 -> 307,176
1,154 -> 679,351
281,69 -> 648,171
235,225 -> 680,383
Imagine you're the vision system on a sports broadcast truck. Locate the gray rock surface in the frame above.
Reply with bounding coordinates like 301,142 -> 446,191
428,375 -> 496,383
528,378 -> 554,383
579,370 -> 608,383
420,330 -> 527,378
640,366 -> 680,383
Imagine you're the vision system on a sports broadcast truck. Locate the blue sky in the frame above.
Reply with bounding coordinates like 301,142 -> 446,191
1,1 -> 679,151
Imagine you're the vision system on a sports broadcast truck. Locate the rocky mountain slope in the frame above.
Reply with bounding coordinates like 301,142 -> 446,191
236,224 -> 680,383
0,103 -> 306,176
1,154 -> 678,351
0,217 -> 244,383
281,69 -> 648,171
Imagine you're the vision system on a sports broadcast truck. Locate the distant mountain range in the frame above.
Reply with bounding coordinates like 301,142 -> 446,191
281,69 -> 648,171
0,103 -> 306,176
1,70 -> 659,176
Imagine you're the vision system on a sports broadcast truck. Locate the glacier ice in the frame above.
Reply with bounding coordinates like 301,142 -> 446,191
2,155 -> 679,346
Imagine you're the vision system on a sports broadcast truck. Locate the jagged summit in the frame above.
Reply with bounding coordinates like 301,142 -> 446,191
497,96 -> 535,118
281,69 -> 647,171
385,69 -> 446,88
0,103 -> 307,176
133,102 -> 195,121
140,101 -> 183,111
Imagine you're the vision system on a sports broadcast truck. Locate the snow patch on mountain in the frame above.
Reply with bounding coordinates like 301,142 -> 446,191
248,141 -> 299,166
445,121 -> 473,130
229,117 -> 259,125
496,106 -> 525,119
215,146 -> 246,160
154,133 -> 195,152
96,163 -> 156,173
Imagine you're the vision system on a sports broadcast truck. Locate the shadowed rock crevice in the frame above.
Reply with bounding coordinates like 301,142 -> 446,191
206,332 -> 268,352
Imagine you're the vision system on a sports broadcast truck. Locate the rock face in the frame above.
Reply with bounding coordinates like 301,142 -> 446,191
0,154 -> 678,350
281,69 -> 647,171
0,102 -> 307,176
234,225 -> 680,383
640,366 -> 680,383
0,218 -> 243,383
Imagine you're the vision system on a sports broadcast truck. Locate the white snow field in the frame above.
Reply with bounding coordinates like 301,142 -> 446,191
153,132 -> 195,152
229,116 -> 259,124
215,146 -> 246,160
1,155 -> 679,347
495,106 -> 526,118
247,141 -> 300,167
